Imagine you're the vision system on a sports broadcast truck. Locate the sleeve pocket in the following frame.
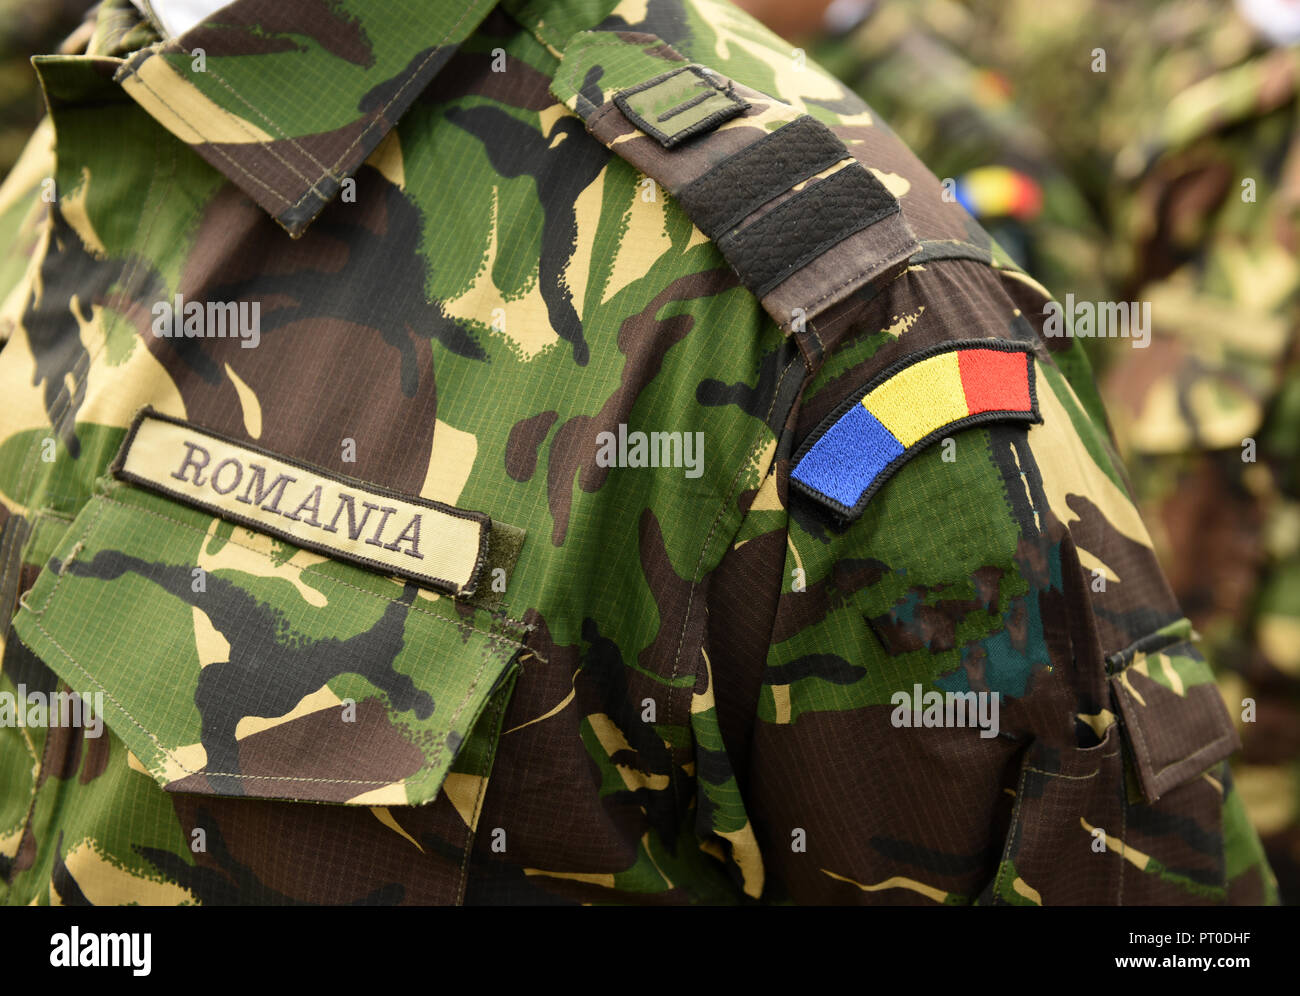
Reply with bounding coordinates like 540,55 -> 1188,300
984,623 -> 1239,905
1107,627 -> 1240,803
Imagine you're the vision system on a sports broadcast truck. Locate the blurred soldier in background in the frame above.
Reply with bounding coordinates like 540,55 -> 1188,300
742,0 -> 1300,903
811,0 -> 1113,360
0,0 -> 88,175
1091,0 -> 1300,906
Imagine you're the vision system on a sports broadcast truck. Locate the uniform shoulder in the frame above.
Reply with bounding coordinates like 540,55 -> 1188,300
543,14 -> 1044,343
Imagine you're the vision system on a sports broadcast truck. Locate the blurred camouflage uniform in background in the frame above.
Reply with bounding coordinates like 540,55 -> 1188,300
0,0 -> 89,176
803,0 -> 1300,903
809,0 -> 1112,354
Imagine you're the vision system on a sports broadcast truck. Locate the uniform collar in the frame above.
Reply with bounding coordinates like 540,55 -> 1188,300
105,0 -> 501,236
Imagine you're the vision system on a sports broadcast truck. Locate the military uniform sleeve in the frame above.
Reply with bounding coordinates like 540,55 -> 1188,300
540,15 -> 1277,905
702,254 -> 1277,904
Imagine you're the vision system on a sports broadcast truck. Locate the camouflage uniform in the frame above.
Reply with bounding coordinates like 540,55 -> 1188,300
816,0 -> 1300,905
0,0 -> 1276,905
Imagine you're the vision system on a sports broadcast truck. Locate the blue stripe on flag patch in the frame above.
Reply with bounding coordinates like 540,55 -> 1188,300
790,403 -> 903,509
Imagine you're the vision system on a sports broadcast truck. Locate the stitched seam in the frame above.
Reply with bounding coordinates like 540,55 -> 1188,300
6,701 -> 55,889
1118,685 -> 1154,785
122,69 -> 303,207
780,220 -> 917,325
586,102 -> 621,129
1123,676 -> 1232,790
25,561 -> 512,786
992,743 -> 1121,904
30,494 -> 110,615
1149,732 -> 1235,779
992,761 -> 1032,905
455,670 -> 510,904
405,639 -> 495,798
664,354 -> 802,815
178,3 -> 487,213
1023,759 -> 1115,779
806,318 -> 826,359
25,491 -> 528,647
785,258 -> 915,337
190,66 -> 337,177
297,0 -> 490,204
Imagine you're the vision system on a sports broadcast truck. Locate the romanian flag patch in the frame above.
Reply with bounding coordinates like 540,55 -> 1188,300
791,339 -> 1041,523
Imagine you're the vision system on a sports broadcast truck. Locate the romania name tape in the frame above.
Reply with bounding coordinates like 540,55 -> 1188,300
112,409 -> 491,597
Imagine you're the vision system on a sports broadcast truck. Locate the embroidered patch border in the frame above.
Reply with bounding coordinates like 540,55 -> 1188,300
613,65 -> 749,149
790,339 -> 1042,524
111,408 -> 493,597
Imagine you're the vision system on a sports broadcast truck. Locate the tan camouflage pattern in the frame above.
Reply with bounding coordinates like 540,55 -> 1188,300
0,0 -> 1277,904
810,0 -> 1298,905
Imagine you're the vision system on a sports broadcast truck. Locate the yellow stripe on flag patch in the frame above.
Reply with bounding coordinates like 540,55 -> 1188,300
862,349 -> 968,447
112,409 -> 490,597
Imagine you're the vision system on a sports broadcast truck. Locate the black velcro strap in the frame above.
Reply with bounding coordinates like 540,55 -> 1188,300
674,116 -> 850,238
716,164 -> 900,299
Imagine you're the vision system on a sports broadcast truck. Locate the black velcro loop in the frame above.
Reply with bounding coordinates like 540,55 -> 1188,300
717,163 -> 900,300
674,115 -> 850,238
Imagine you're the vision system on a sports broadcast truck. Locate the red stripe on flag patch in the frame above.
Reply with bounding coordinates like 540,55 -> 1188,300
959,347 -> 1032,414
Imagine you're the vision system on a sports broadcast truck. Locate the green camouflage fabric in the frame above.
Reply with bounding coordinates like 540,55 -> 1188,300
821,0 -> 1300,905
0,0 -> 1276,905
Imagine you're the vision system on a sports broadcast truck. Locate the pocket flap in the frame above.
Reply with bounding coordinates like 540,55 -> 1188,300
13,480 -> 527,806
1107,623 -> 1240,803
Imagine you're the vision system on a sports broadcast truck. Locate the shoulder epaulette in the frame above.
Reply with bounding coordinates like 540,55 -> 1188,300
550,30 -> 921,357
